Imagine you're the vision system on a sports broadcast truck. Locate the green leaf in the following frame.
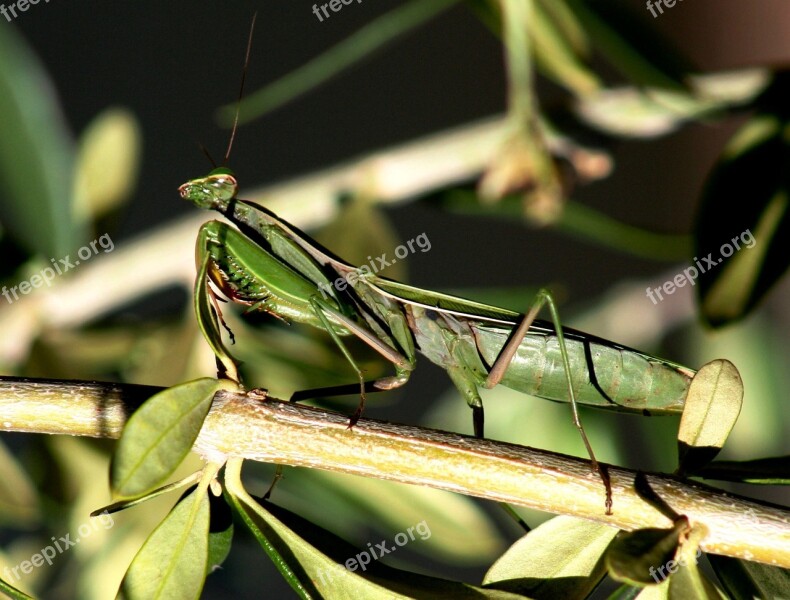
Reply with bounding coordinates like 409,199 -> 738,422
206,491 -> 234,575
606,585 -> 642,600
695,74 -> 790,326
121,488 -> 210,600
225,487 -> 528,599
677,359 -> 743,475
111,378 -> 233,499
0,24 -> 81,258
697,455 -> 790,485
0,578 -> 35,600
666,545 -> 725,599
73,107 -> 142,225
708,554 -> 790,600
483,515 -> 618,599
606,522 -> 687,586
284,470 -> 504,564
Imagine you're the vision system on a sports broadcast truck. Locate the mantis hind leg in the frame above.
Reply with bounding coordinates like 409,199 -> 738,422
484,288 -> 612,514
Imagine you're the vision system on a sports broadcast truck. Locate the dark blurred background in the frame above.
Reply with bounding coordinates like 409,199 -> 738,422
4,1 -> 790,598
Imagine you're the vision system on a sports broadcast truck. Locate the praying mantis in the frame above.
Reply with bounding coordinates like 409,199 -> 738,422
176,14 -> 700,513
179,168 -> 697,513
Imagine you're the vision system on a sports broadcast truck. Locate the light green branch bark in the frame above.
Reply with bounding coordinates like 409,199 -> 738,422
0,377 -> 788,569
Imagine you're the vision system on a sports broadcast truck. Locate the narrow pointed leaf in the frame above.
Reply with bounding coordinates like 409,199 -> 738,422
483,515 -> 618,599
121,489 -> 210,600
677,360 -> 743,475
112,378 -> 233,499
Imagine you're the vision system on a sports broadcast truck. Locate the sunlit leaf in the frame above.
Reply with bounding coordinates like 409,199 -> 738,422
483,515 -> 618,598
677,359 -> 743,475
73,107 -> 142,225
112,378 -> 233,499
121,488 -> 210,600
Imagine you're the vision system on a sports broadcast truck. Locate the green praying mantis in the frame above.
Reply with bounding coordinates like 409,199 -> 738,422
179,168 -> 698,513
175,14 -> 702,513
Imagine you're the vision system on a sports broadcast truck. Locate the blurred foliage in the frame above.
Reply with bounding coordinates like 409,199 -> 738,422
0,1 -> 788,599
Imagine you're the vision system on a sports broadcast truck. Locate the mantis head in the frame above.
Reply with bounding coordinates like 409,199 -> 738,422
179,167 -> 239,211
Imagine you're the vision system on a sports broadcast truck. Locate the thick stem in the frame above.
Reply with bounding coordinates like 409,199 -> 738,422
0,378 -> 788,568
